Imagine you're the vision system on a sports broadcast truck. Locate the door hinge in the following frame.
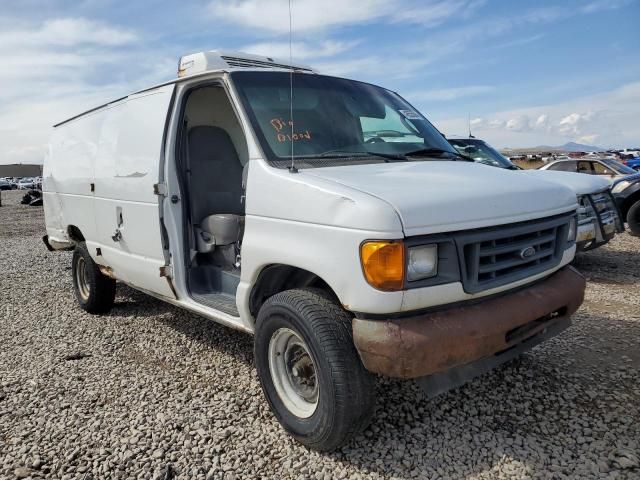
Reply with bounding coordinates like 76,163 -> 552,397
159,265 -> 173,278
153,183 -> 168,196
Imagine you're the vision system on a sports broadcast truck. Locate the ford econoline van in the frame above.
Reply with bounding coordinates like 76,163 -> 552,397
44,51 -> 585,451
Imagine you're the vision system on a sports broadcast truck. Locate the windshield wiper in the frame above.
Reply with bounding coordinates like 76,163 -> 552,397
402,148 -> 474,161
304,149 -> 408,162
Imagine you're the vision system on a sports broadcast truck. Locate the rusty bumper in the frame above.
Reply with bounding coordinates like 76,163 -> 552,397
352,266 -> 585,379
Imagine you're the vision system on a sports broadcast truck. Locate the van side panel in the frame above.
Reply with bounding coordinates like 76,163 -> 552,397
93,85 -> 175,297
44,111 -> 105,245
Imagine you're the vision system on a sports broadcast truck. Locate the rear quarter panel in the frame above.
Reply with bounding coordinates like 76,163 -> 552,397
44,110 -> 104,244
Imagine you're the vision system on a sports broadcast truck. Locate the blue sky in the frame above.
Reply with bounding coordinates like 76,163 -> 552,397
1,0 -> 639,164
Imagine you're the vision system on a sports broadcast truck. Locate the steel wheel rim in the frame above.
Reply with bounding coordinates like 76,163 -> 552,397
75,257 -> 90,301
268,327 -> 319,418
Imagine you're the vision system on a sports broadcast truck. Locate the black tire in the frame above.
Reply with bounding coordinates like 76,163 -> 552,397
254,288 -> 375,451
626,200 -> 640,236
71,243 -> 116,314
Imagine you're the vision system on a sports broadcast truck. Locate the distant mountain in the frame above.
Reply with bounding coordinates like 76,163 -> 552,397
529,142 -> 604,152
504,141 -> 605,153
557,141 -> 604,152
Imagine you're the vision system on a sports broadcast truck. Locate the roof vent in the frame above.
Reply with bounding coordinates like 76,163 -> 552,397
178,50 -> 316,77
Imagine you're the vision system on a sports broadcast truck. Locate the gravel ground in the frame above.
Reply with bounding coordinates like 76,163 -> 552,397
0,189 -> 638,480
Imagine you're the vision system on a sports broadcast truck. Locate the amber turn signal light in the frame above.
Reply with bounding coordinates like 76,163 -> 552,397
360,241 -> 405,291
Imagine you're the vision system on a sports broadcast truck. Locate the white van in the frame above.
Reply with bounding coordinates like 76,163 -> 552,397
44,51 -> 586,451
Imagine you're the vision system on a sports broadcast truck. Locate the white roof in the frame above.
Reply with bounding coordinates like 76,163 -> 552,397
177,50 -> 317,78
55,50 -> 317,127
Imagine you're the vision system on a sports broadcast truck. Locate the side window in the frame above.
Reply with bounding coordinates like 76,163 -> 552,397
577,161 -> 593,174
551,161 -> 577,172
360,106 -> 423,143
592,162 -> 611,175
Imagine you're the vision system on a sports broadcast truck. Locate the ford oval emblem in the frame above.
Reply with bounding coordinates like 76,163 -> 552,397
520,246 -> 536,259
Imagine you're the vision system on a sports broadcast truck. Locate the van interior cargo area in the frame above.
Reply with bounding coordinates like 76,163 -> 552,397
181,85 -> 248,315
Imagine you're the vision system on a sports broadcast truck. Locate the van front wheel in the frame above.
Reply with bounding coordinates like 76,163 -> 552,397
72,243 -> 116,314
254,288 -> 375,451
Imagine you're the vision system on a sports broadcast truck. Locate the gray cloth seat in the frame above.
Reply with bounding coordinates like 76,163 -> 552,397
187,126 -> 245,253
188,126 -> 245,220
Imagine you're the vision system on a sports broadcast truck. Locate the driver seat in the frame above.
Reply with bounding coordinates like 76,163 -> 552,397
187,126 -> 244,255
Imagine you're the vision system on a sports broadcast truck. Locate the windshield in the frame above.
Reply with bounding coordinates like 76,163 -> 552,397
448,139 -> 516,169
601,158 -> 636,175
231,71 -> 457,168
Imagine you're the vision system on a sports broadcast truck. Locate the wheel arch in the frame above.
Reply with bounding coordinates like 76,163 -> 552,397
248,264 -> 339,318
620,190 -> 640,218
66,225 -> 86,245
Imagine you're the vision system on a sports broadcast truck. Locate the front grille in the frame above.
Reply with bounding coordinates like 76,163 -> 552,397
456,214 -> 572,293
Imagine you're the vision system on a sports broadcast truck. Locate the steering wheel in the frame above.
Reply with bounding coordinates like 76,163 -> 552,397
365,137 -> 386,144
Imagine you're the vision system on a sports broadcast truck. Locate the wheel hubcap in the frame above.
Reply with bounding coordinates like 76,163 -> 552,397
268,327 -> 319,418
75,257 -> 90,301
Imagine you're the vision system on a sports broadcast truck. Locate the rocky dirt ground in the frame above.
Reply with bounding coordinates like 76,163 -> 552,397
0,189 -> 638,479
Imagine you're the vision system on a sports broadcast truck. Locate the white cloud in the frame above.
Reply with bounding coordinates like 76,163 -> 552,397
407,85 -> 494,102
506,115 -> 531,132
580,0 -> 633,14
557,112 -> 595,136
0,17 -> 145,165
577,134 -> 600,145
0,18 -> 137,49
241,40 -> 357,61
208,0 -> 483,33
208,0 -> 391,33
393,0 -> 485,26
435,82 -> 640,148
534,114 -> 549,130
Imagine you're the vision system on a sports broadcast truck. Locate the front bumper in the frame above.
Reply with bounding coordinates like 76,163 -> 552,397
352,266 -> 585,379
576,191 -> 623,251
576,219 -> 616,251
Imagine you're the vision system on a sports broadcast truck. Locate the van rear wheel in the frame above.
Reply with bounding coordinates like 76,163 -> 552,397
254,288 -> 375,451
72,243 -> 116,314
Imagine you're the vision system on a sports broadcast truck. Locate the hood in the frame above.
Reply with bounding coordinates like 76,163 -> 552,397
302,161 -> 577,236
517,169 -> 610,195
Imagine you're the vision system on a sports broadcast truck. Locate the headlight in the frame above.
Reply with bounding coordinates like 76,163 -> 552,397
407,244 -> 438,281
612,180 -> 631,194
567,216 -> 577,243
360,240 -> 405,291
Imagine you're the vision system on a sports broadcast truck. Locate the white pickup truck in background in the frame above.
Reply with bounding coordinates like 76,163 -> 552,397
44,50 -> 586,451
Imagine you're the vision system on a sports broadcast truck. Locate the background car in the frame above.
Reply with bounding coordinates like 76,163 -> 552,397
0,179 -> 14,190
17,178 -> 36,189
448,137 -> 623,251
611,173 -> 640,236
540,158 -> 636,181
623,156 -> 640,171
